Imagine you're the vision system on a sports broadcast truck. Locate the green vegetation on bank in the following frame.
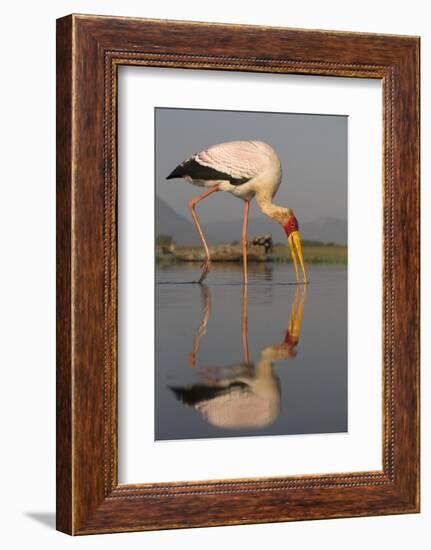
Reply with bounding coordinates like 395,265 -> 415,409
271,244 -> 347,264
155,232 -> 347,264
156,243 -> 347,264
156,234 -> 175,246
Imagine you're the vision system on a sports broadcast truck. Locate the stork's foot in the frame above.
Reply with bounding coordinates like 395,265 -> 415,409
197,259 -> 212,284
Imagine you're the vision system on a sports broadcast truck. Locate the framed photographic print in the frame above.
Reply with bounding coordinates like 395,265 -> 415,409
56,14 -> 420,534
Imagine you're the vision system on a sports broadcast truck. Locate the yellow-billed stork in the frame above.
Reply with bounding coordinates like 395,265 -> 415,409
166,140 -> 307,284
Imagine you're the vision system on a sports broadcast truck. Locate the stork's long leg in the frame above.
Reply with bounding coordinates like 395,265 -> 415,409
241,200 -> 250,285
241,284 -> 250,366
188,185 -> 220,283
188,285 -> 211,368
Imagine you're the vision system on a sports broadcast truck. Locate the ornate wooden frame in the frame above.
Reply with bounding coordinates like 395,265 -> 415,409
56,14 -> 420,534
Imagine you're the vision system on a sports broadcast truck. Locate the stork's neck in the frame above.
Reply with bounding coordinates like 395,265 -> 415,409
255,191 -> 292,224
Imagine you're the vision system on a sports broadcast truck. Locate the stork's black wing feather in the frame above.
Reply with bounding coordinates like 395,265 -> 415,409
169,382 -> 249,406
166,158 -> 249,186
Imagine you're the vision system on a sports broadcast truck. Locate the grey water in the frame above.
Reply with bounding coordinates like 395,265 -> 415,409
155,263 -> 347,440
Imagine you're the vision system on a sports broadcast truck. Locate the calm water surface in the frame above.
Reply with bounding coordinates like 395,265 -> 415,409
155,263 -> 347,440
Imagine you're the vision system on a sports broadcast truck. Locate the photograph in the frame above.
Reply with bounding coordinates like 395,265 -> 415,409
154,107 -> 348,440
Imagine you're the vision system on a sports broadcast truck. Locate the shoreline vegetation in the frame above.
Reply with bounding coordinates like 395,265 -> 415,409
156,235 -> 347,265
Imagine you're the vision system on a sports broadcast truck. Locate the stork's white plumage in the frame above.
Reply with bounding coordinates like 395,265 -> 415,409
166,140 -> 307,284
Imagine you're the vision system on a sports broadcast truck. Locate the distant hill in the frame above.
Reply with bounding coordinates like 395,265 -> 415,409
204,216 -> 347,246
299,217 -> 347,245
155,196 -> 347,246
155,196 -> 216,245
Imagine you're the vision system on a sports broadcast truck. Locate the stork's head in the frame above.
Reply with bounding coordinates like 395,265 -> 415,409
279,209 -> 307,284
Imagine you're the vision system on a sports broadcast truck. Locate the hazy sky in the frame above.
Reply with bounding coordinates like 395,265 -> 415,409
155,108 -> 347,224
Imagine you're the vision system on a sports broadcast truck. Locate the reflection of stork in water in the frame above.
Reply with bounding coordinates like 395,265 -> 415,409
170,284 -> 307,430
166,141 -> 307,284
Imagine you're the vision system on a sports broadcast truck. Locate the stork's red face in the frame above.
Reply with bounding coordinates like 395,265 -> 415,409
282,215 -> 299,238
282,215 -> 307,284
